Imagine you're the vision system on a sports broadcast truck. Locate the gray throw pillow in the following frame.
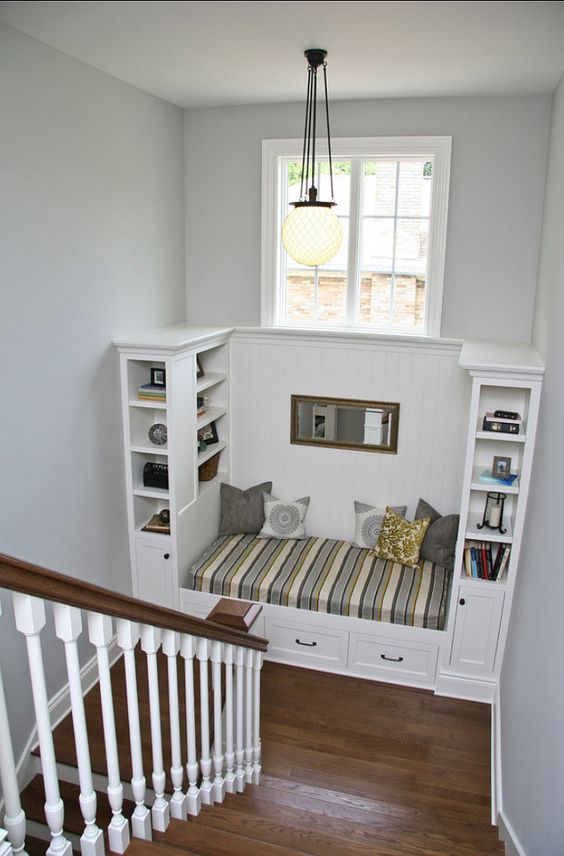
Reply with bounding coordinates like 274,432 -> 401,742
353,501 -> 407,549
258,494 -> 310,540
415,498 -> 460,570
219,481 -> 273,535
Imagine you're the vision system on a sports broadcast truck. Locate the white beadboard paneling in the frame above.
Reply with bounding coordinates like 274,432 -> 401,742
230,334 -> 468,541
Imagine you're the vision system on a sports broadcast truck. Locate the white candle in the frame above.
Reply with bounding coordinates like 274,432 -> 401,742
489,503 -> 502,528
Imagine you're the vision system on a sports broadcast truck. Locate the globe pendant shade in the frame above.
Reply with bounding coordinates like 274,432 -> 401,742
282,205 -> 343,267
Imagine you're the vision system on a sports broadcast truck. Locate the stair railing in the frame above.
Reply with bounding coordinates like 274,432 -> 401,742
0,554 -> 267,856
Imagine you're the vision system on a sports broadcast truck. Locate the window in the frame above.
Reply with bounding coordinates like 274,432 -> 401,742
261,137 -> 451,337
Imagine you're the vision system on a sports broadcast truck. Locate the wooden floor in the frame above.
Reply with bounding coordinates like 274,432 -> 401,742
23,656 -> 504,856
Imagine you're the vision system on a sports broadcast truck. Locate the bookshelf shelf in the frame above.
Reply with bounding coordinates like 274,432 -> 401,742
465,511 -> 513,543
129,400 -> 167,411
197,406 -> 228,430
197,440 -> 228,467
469,466 -> 519,495
196,372 -> 227,394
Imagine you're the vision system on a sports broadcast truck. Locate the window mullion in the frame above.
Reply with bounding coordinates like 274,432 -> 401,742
389,161 -> 401,328
346,158 -> 362,326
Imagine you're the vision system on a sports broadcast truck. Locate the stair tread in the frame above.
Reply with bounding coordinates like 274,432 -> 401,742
21,775 -> 135,835
24,836 -> 79,856
126,839 -> 201,856
156,818 -> 304,856
166,788 -> 500,856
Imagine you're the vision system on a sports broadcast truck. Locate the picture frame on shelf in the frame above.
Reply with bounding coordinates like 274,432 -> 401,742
492,455 -> 512,479
150,367 -> 166,387
198,420 -> 218,446
196,355 -> 204,378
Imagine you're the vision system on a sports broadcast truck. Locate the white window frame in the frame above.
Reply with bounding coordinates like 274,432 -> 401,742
261,136 -> 452,337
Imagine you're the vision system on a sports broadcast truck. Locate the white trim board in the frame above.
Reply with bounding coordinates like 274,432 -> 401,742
498,813 -> 527,856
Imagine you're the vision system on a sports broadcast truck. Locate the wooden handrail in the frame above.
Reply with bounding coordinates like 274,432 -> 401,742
0,554 -> 268,652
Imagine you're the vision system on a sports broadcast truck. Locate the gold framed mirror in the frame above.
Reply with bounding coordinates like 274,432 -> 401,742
291,395 -> 400,454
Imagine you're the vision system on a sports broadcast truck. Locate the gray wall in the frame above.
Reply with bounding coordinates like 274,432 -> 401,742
499,74 -> 564,855
184,95 -> 550,341
0,22 -> 186,762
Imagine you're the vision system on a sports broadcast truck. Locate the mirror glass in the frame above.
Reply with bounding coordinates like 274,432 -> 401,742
291,395 -> 399,453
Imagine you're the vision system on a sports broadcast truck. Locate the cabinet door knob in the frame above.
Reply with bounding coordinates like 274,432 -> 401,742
164,553 -> 170,560
459,598 -> 466,606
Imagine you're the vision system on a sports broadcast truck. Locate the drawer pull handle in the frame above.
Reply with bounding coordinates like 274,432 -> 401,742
295,639 -> 317,647
163,553 -> 170,560
380,654 -> 404,663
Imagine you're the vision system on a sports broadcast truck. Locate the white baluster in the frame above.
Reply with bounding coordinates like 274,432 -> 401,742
161,630 -> 187,821
0,828 -> 13,856
210,641 -> 225,804
139,626 -> 169,832
115,619 -> 151,841
53,605 -> 104,856
12,594 -> 72,856
87,613 -> 129,854
244,648 -> 254,785
234,646 -> 245,793
252,651 -> 263,786
223,644 -> 235,794
196,638 -> 213,805
180,636 -> 201,817
0,605 -> 26,856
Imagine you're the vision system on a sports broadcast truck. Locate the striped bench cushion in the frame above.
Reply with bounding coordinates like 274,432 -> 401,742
186,535 -> 451,630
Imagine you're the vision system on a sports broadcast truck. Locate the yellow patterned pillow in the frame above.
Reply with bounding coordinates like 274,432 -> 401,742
373,507 -> 431,567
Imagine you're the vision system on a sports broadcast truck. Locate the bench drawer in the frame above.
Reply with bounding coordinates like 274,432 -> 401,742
265,617 -> 349,669
349,633 -> 438,687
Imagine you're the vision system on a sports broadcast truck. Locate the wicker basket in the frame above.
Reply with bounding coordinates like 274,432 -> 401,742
198,452 -> 220,482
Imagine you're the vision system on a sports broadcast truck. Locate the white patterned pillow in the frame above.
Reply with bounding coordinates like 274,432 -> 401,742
259,494 -> 310,540
353,501 -> 407,549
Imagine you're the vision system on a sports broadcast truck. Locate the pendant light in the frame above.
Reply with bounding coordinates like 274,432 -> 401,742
282,49 -> 343,267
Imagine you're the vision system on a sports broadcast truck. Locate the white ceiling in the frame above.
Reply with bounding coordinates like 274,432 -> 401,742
1,1 -> 563,108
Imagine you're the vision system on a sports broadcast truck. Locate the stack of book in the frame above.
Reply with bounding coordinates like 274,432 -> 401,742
141,513 -> 170,535
464,540 -> 511,581
138,383 -> 166,403
482,410 -> 522,435
478,469 -> 518,487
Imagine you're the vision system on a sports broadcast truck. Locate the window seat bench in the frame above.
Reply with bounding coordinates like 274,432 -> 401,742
180,534 -> 452,689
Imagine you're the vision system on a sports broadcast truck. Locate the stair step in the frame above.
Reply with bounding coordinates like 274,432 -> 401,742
21,775 -> 135,837
24,836 -> 79,856
155,817 -> 303,856
126,840 -> 201,856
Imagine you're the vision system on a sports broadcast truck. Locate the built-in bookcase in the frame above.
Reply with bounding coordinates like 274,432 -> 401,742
437,342 -> 543,692
114,326 -> 233,608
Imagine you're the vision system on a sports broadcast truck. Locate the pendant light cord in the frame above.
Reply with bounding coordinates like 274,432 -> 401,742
323,62 -> 335,204
299,66 -> 313,202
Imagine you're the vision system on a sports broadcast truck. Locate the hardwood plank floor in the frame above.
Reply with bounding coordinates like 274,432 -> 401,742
34,656 -> 503,855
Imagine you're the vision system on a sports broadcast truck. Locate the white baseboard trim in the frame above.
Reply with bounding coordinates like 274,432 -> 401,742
14,637 -> 122,792
498,811 -> 527,856
434,672 -> 496,703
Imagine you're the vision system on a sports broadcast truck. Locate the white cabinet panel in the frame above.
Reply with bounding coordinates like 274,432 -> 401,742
450,585 -> 504,675
135,538 -> 175,608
